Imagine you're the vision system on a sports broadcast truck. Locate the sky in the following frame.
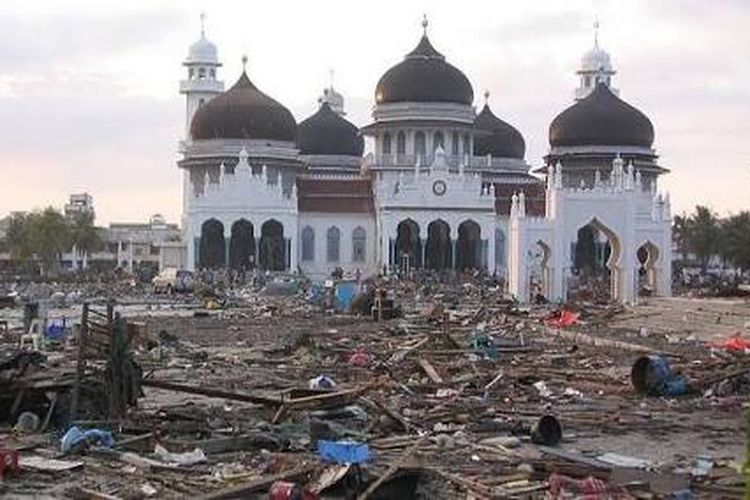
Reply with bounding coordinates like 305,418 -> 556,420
0,0 -> 748,224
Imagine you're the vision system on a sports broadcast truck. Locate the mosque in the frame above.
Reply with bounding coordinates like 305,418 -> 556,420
174,17 -> 672,304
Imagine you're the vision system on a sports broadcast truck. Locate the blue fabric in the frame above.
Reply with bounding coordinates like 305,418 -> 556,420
45,318 -> 69,340
334,282 -> 358,312
61,426 -> 115,453
648,356 -> 689,396
317,440 -> 371,464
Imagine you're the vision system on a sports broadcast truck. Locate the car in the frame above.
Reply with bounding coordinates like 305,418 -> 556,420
152,268 -> 194,294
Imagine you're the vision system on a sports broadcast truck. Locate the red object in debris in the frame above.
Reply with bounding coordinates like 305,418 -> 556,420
547,310 -> 580,328
268,481 -> 319,500
548,472 -> 628,499
0,449 -> 19,480
348,350 -> 371,367
708,334 -> 750,352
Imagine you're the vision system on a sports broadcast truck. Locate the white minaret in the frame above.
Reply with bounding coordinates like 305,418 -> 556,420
179,12 -> 224,138
318,69 -> 345,115
575,20 -> 618,100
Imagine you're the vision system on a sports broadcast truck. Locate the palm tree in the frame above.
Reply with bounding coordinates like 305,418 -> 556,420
27,208 -> 71,276
69,211 -> 102,270
688,206 -> 720,272
721,211 -> 750,273
6,212 -> 32,271
672,214 -> 690,262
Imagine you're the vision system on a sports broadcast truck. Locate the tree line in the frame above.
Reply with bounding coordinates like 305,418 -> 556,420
4,207 -> 102,275
673,205 -> 750,273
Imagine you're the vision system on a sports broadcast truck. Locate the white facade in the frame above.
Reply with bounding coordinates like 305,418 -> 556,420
176,22 -> 672,304
298,212 -> 376,278
507,159 -> 672,304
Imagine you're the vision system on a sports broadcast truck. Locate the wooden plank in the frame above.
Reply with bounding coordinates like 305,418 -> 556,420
66,487 -> 121,500
141,379 -> 282,407
358,438 -> 424,500
418,359 -> 444,384
20,455 -> 84,472
71,303 -> 88,419
197,465 -> 316,500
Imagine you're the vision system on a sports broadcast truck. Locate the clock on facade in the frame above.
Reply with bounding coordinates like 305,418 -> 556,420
432,180 -> 447,196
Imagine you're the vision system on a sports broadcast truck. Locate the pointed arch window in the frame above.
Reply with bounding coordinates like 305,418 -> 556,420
397,131 -> 406,155
327,226 -> 341,262
301,226 -> 315,262
352,227 -> 366,262
495,228 -> 506,268
382,133 -> 392,155
415,131 -> 426,158
433,131 -> 445,151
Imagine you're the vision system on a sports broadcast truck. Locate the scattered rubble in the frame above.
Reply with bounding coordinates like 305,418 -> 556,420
0,273 -> 747,498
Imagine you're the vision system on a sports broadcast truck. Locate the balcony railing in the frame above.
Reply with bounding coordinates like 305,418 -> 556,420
374,153 -> 528,171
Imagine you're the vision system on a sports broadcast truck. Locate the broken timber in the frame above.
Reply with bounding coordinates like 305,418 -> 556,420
141,379 -> 282,407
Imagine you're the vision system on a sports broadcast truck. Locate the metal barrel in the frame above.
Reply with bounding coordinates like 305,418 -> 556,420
530,415 -> 562,446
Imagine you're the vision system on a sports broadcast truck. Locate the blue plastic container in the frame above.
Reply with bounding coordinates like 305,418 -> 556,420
631,355 -> 689,396
317,440 -> 371,464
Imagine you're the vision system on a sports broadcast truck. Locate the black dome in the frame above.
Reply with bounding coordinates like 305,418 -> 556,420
297,103 -> 364,156
549,83 -> 654,148
473,104 -> 525,159
190,72 -> 297,142
375,35 -> 473,105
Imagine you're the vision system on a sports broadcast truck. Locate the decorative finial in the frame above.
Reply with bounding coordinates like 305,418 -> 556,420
484,90 -> 490,105
422,14 -> 428,35
329,68 -> 335,89
241,54 -> 248,72
200,11 -> 206,38
593,17 -> 600,47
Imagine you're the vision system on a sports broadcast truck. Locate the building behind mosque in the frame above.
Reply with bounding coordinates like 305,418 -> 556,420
172,18 -> 672,304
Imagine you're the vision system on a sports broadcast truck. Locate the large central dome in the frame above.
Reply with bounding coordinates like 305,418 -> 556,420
375,34 -> 473,105
190,72 -> 297,142
549,83 -> 654,148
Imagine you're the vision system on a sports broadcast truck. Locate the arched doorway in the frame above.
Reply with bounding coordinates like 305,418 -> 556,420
571,220 -> 622,302
637,241 -> 660,296
199,219 -> 225,269
425,220 -> 452,270
229,220 -> 255,270
259,220 -> 286,271
456,220 -> 481,270
395,219 -> 421,271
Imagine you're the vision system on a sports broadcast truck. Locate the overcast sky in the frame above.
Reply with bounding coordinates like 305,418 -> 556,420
0,0 -> 748,224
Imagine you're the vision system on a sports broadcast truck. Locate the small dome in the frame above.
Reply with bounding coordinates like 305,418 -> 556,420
375,35 -> 473,105
298,103 -> 363,156
549,83 -> 654,148
473,104 -> 525,159
580,44 -> 612,73
190,72 -> 297,142
186,35 -> 218,64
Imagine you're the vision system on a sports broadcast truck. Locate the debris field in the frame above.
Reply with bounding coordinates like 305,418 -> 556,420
0,275 -> 748,499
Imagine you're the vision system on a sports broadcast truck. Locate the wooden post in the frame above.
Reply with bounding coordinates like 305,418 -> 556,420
71,302 -> 88,420
106,301 -> 119,420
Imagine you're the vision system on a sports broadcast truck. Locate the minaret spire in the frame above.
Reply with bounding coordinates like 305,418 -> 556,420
484,89 -> 490,106
200,11 -> 206,38
422,14 -> 428,36
241,54 -> 248,72
593,17 -> 600,48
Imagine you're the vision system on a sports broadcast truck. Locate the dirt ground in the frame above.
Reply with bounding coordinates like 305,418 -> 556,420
1,288 -> 748,498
